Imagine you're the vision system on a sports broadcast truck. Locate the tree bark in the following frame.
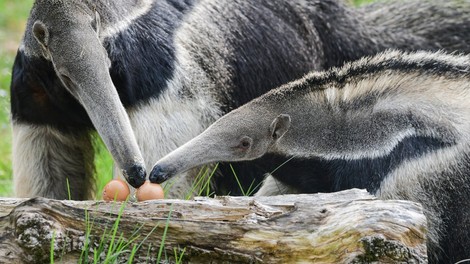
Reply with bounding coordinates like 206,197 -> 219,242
0,189 -> 427,263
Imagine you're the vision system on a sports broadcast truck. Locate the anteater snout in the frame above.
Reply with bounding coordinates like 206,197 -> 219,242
123,164 -> 147,188
149,165 -> 173,184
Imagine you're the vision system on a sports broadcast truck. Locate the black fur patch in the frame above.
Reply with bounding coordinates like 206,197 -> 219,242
430,157 -> 470,263
266,135 -> 453,194
214,153 -> 336,196
105,0 -> 195,107
10,52 -> 92,131
222,0 -> 317,112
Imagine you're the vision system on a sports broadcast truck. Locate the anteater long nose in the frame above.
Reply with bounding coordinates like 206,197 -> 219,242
123,164 -> 147,188
149,165 -> 174,184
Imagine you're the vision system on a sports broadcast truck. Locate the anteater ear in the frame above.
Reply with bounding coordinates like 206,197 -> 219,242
32,21 -> 50,49
270,114 -> 291,140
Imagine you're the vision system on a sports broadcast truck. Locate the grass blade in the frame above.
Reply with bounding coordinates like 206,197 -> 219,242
104,200 -> 127,262
50,231 -> 55,264
157,205 -> 173,262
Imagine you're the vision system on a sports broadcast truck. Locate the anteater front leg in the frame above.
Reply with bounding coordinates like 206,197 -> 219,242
12,122 -> 95,200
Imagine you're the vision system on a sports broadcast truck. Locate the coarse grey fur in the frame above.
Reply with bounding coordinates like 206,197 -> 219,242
11,0 -> 470,200
151,50 -> 470,263
360,0 -> 470,53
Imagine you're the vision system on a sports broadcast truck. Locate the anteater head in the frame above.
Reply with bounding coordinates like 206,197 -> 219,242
11,1 -> 146,188
149,106 -> 291,184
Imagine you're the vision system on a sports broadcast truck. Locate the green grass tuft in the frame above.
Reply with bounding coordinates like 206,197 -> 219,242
229,164 -> 260,197
78,201 -> 160,263
173,246 -> 186,264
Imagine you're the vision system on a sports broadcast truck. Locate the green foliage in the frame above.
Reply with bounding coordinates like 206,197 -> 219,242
93,136 -> 114,199
353,0 -> 376,6
69,201 -> 181,264
77,201 -> 156,264
0,0 -> 35,196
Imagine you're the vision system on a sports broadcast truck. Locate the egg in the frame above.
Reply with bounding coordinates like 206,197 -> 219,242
102,179 -> 130,201
136,181 -> 165,201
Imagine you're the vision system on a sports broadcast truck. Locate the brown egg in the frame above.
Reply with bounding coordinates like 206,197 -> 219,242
136,181 -> 165,201
102,179 -> 130,201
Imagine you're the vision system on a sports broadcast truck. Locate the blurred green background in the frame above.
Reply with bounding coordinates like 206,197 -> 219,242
0,0 -> 372,198
0,0 -> 35,196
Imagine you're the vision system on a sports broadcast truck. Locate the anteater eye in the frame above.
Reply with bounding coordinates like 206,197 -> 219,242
237,136 -> 252,150
241,140 -> 250,148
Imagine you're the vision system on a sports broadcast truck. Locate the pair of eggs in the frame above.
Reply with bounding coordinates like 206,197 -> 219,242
102,179 -> 164,201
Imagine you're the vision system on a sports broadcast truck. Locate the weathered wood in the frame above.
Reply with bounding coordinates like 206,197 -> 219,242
0,189 -> 427,263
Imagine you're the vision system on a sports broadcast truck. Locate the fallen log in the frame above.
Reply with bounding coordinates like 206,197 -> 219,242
0,189 -> 427,263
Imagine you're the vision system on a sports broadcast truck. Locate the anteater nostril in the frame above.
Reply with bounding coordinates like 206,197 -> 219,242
124,164 -> 146,188
149,165 -> 171,184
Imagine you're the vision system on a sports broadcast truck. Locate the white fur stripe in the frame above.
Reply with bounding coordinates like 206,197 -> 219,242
101,0 -> 155,38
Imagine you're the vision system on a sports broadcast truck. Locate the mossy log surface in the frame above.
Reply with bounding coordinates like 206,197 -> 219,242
0,189 -> 427,263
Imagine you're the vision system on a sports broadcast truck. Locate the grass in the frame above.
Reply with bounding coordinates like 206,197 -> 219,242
229,164 -> 260,197
55,177 -> 177,263
182,164 -> 218,200
48,200 -> 182,264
